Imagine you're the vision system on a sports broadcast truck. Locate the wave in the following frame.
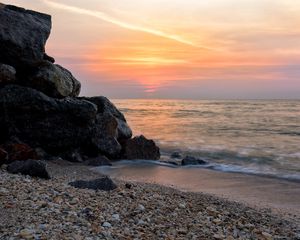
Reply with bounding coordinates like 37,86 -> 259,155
95,159 -> 300,182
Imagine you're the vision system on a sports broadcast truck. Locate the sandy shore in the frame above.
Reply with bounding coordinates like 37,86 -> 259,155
0,161 -> 299,239
99,164 -> 300,220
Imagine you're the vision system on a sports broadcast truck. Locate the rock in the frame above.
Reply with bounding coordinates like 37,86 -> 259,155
171,151 -> 182,159
0,147 -> 8,166
213,234 -> 225,239
102,222 -> 112,228
19,229 -> 34,239
43,53 -> 55,63
181,156 -> 207,166
81,96 -> 132,141
26,61 -> 81,98
85,155 -> 112,166
262,232 -> 272,240
3,143 -> 38,163
137,219 -> 146,225
137,204 -> 145,212
62,150 -> 84,162
0,85 -> 124,158
7,159 -> 50,179
111,214 -> 120,221
0,4 -> 51,68
0,63 -> 16,84
124,135 -> 160,160
125,183 -> 132,189
69,177 -> 117,191
0,85 -> 93,153
90,113 -> 122,157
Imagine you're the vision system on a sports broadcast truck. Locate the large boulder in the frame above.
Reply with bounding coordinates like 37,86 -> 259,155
81,96 -> 132,140
0,63 -> 16,85
0,85 -> 122,157
7,159 -> 50,179
124,135 -> 160,160
90,113 -> 122,157
25,61 -> 81,98
0,85 -> 96,153
0,4 -> 51,68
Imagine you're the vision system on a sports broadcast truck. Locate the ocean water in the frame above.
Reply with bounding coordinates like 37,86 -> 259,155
110,99 -> 300,181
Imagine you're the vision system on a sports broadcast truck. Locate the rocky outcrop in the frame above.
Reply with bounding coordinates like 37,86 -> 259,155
0,85 -> 97,153
0,147 -> 8,166
181,156 -> 207,166
0,3 -> 159,163
0,5 -> 51,69
80,96 -> 132,140
7,159 -> 50,179
69,177 -> 117,191
124,135 -> 160,160
0,64 -> 16,84
26,62 -> 81,98
3,143 -> 38,163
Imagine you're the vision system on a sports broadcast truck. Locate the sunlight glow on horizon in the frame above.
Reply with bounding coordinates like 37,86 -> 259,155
6,0 -> 300,99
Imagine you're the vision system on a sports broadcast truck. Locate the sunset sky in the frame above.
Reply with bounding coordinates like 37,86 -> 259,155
7,0 -> 300,99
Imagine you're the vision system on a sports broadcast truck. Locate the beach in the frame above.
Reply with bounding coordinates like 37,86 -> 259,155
1,161 -> 299,240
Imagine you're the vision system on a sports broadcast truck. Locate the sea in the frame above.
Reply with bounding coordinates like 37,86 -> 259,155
98,99 -> 300,182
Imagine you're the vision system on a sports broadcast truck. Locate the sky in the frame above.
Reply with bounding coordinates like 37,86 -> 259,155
6,0 -> 300,99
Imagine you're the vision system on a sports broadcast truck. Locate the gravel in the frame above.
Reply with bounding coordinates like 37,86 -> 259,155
0,162 -> 299,239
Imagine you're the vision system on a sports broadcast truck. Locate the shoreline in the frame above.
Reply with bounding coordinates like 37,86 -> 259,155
1,160 -> 299,239
95,162 -> 300,222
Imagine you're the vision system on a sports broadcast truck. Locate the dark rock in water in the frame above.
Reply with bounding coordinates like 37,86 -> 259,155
125,183 -> 132,189
81,96 -> 132,140
26,61 -> 81,98
7,159 -> 50,179
124,135 -> 160,160
69,177 -> 117,191
181,156 -> 207,166
0,4 -> 51,68
43,53 -> 55,63
0,64 -> 16,84
4,143 -> 38,163
171,151 -> 182,159
0,147 -> 8,166
85,155 -> 112,166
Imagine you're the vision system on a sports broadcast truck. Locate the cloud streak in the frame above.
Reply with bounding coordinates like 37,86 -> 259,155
43,0 -> 214,49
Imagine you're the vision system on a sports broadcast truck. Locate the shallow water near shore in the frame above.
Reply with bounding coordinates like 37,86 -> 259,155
112,99 -> 300,181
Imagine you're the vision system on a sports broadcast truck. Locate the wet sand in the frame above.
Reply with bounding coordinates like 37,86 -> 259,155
96,164 -> 300,220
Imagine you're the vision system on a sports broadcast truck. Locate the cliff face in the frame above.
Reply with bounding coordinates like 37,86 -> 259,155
0,4 -> 160,162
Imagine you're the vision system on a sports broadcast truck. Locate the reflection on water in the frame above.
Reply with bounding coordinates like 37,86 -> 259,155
112,100 -> 300,179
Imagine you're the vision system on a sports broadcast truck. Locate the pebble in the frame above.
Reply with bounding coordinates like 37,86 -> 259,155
137,204 -> 145,212
102,222 -> 112,228
262,232 -> 273,240
137,219 -> 146,225
19,229 -> 34,239
112,214 -> 120,221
